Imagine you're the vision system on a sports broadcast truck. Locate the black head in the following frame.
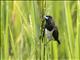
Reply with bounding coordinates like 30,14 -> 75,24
44,16 -> 52,21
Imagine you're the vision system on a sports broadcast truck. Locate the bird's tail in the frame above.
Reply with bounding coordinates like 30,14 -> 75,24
57,40 -> 60,44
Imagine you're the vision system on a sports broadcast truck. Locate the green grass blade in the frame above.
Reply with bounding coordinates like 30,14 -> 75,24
64,1 -> 74,58
74,1 -> 80,60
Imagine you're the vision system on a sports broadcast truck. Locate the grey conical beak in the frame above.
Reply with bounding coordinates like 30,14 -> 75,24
44,16 -> 48,20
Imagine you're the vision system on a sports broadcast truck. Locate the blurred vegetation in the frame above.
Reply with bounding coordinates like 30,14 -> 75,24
1,1 -> 80,60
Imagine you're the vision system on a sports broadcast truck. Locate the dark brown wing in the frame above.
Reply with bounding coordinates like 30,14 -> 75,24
52,28 -> 58,40
52,28 -> 60,44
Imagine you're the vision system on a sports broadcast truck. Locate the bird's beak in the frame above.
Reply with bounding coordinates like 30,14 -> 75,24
44,16 -> 48,20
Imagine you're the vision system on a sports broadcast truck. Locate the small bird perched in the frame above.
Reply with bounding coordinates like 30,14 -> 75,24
44,15 -> 60,44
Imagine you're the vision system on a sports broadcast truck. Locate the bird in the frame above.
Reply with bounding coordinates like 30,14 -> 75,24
44,15 -> 60,44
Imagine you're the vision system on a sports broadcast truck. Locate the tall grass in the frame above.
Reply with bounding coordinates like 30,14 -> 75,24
1,1 -> 80,60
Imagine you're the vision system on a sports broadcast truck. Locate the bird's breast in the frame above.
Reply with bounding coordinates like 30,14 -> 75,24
45,24 -> 54,31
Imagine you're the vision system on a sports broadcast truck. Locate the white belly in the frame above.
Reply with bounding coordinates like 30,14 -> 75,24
45,29 -> 53,40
